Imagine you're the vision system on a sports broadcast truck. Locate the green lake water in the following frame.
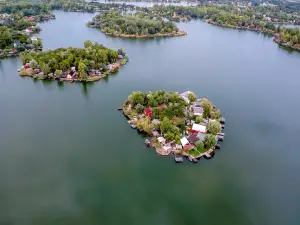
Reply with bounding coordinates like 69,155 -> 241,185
0,11 -> 300,225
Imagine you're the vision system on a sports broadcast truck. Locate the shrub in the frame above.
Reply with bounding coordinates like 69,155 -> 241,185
195,116 -> 203,124
135,103 -> 145,114
207,120 -> 221,135
204,134 -> 217,149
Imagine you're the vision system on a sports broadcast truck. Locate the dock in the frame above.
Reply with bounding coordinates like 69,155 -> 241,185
174,155 -> 184,163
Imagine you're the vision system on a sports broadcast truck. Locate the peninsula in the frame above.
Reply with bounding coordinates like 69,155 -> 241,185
87,10 -> 186,38
121,90 -> 225,163
18,40 -> 128,82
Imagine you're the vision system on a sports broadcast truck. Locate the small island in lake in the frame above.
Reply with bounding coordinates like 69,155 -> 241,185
87,10 -> 186,38
18,40 -> 128,82
122,90 -> 225,163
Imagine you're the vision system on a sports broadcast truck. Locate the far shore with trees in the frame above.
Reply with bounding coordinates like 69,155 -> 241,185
18,40 -> 128,82
87,10 -> 187,38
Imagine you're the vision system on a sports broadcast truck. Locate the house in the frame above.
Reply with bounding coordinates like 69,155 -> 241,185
176,144 -> 182,150
197,132 -> 206,142
152,119 -> 160,125
31,37 -> 38,42
145,107 -> 152,117
13,41 -> 20,48
192,124 -> 206,133
187,134 -> 199,144
157,136 -> 166,145
26,16 -> 36,21
24,27 -> 33,34
180,137 -> 189,147
152,130 -> 159,137
179,91 -> 191,103
118,55 -> 123,59
192,106 -> 203,116
183,144 -> 194,150
162,145 -> 172,155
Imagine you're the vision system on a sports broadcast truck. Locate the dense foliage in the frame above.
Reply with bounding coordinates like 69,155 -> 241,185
88,10 -> 180,36
0,2 -> 51,16
0,26 -> 42,55
20,40 -> 124,78
276,27 -> 300,48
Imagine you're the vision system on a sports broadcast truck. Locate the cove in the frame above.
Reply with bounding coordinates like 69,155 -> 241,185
0,10 -> 300,225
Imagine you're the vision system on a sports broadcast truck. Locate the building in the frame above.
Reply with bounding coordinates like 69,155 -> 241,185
192,124 -> 206,133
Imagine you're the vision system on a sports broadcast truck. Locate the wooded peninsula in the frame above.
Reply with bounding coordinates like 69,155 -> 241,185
87,10 -> 186,38
18,40 -> 128,82
122,90 -> 225,163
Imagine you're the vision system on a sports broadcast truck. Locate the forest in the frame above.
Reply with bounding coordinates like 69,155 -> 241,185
88,10 -> 181,37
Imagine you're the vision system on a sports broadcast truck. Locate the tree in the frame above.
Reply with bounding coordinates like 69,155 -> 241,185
204,134 -> 217,149
40,62 -> 51,75
292,35 -> 298,44
29,59 -> 38,69
84,40 -> 94,48
201,98 -> 212,118
188,92 -> 197,102
129,91 -> 145,105
195,115 -> 203,124
195,140 -> 204,152
160,117 -> 173,134
135,103 -> 145,114
210,109 -> 221,120
207,120 -> 221,135
78,61 -> 87,81
55,70 -> 63,78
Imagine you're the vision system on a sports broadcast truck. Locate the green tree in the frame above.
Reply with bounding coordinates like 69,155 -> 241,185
201,98 -> 212,118
55,70 -> 63,78
84,40 -> 94,48
135,103 -> 145,114
195,115 -> 203,124
195,140 -> 204,152
207,120 -> 221,135
204,134 -> 217,149
78,61 -> 87,81
40,62 -> 51,74
160,117 -> 173,134
188,92 -> 197,102
129,91 -> 146,105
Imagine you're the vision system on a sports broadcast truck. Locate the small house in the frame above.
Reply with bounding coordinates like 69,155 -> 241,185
187,134 -> 199,144
192,106 -> 203,116
152,130 -> 159,137
24,27 -> 33,34
197,132 -> 206,141
176,144 -> 182,150
152,119 -> 160,125
180,137 -> 189,148
192,124 -> 206,133
157,136 -> 166,145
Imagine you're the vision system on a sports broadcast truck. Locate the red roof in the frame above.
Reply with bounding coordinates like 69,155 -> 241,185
183,144 -> 194,150
145,107 -> 152,117
188,129 -> 198,134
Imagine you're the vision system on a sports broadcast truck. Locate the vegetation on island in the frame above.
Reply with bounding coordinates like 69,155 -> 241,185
19,40 -> 128,81
0,26 -> 42,57
123,90 -> 224,160
274,27 -> 300,50
88,10 -> 186,38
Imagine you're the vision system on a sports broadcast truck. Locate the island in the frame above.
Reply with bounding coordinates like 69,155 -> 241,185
121,90 -> 225,163
87,10 -> 186,38
18,40 -> 128,82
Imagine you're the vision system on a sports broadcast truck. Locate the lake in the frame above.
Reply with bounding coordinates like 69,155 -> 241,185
0,10 -> 300,225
